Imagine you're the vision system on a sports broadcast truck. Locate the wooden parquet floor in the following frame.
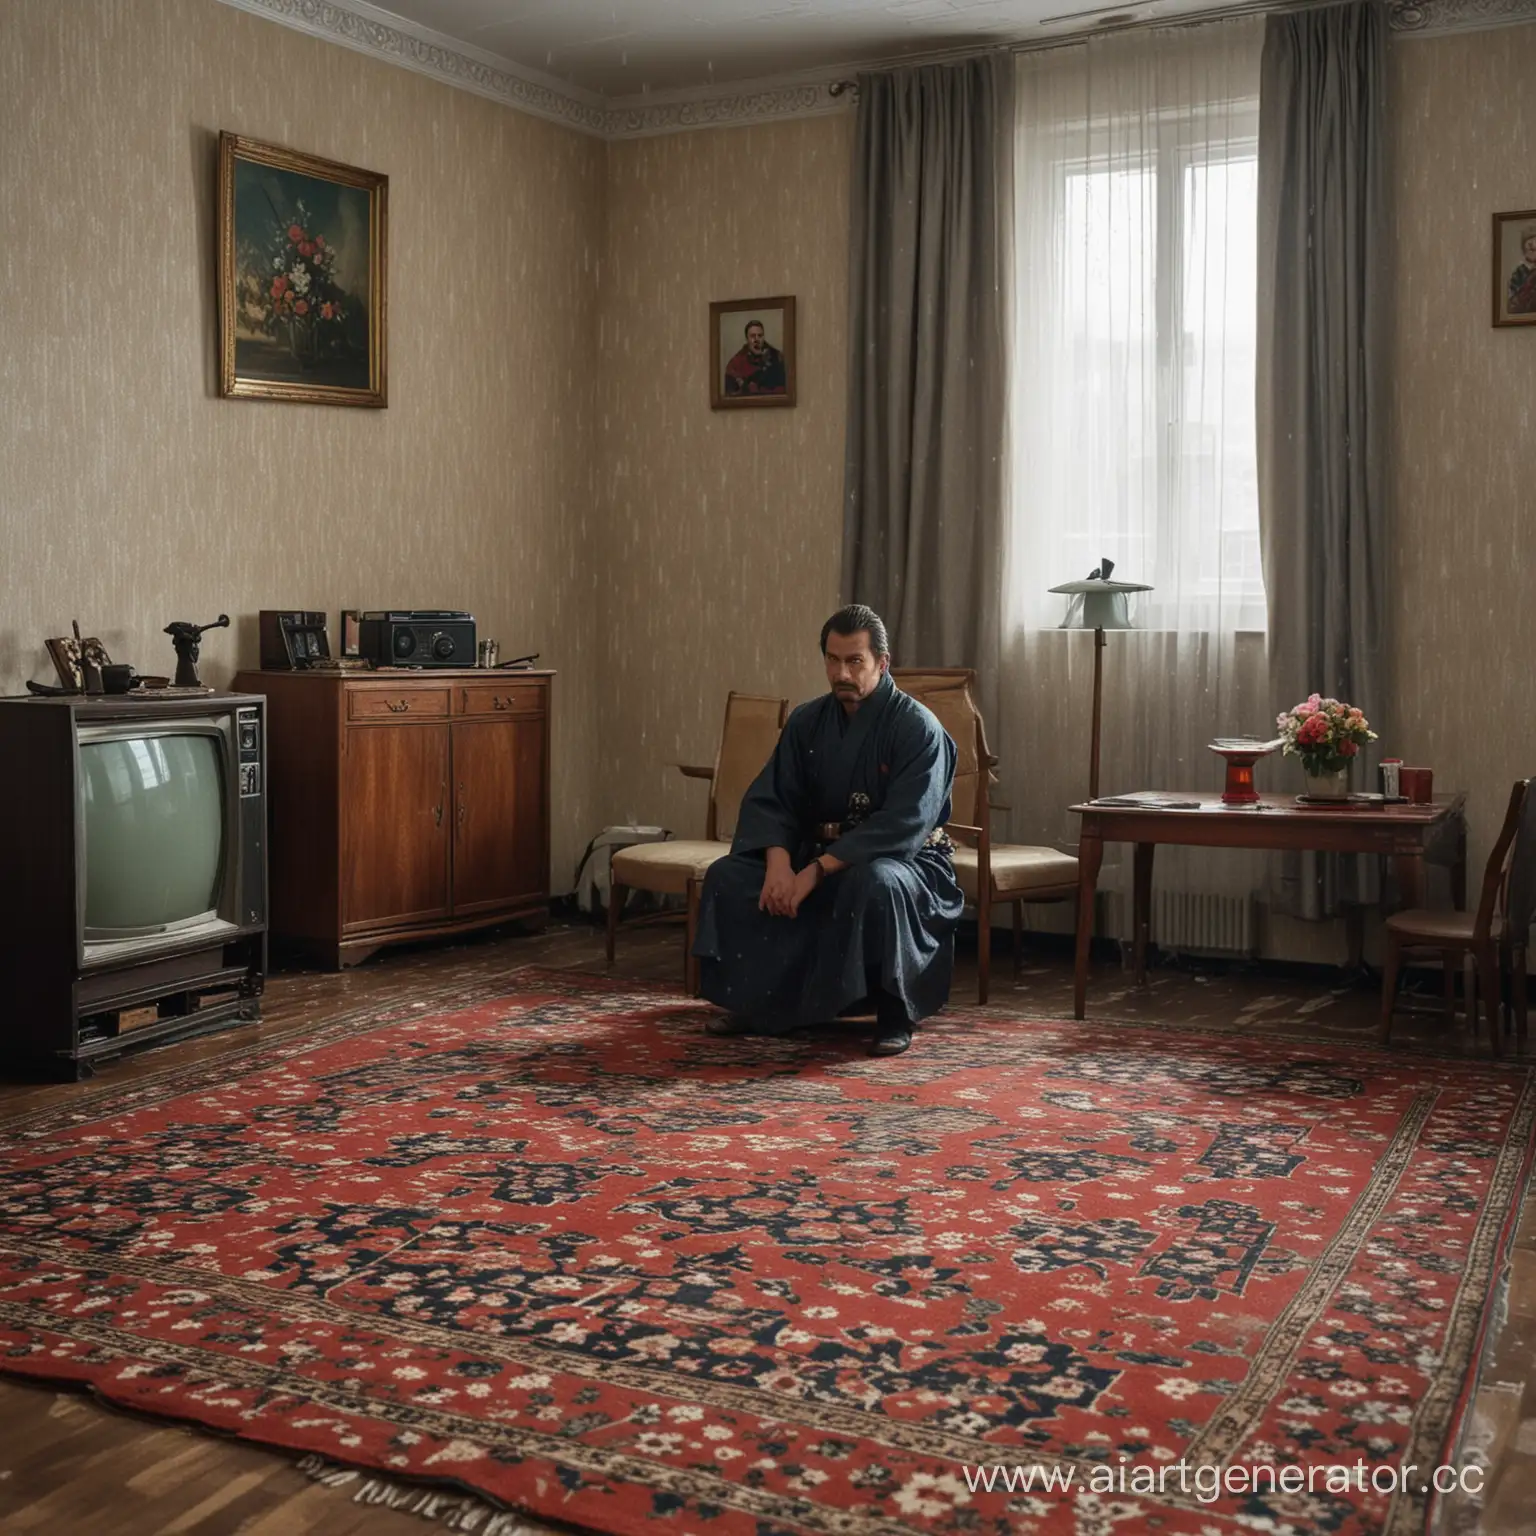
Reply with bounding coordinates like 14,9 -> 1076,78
1,919 -> 1531,1535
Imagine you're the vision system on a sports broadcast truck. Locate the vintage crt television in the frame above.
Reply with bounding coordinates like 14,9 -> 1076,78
0,691 -> 267,1078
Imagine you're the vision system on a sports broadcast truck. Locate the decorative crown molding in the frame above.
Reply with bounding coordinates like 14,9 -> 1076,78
1387,0 -> 1536,30
216,0 -> 609,134
602,78 -> 851,140
218,0 -> 1536,139
210,0 -> 874,140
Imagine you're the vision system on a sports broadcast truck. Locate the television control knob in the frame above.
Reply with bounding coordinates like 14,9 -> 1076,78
431,633 -> 456,661
393,630 -> 417,659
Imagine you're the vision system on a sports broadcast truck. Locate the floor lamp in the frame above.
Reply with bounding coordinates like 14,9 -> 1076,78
1049,559 -> 1152,802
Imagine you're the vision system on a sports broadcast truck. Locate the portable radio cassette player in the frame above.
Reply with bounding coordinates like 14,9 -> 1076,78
359,611 -> 476,668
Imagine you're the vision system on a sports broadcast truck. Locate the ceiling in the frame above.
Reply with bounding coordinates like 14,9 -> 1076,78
370,0 -> 1215,97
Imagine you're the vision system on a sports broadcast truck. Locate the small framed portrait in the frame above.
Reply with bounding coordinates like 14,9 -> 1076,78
218,132 -> 389,405
1493,209 -> 1536,327
340,609 -> 362,658
710,296 -> 796,409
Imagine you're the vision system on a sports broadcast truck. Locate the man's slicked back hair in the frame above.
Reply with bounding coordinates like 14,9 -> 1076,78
820,604 -> 890,659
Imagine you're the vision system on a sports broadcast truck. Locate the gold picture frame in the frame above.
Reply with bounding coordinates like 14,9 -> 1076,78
709,296 -> 796,410
1492,208 -> 1536,328
217,132 -> 389,406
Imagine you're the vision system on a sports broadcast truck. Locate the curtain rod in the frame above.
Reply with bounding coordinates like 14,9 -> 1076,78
826,0 -> 1348,92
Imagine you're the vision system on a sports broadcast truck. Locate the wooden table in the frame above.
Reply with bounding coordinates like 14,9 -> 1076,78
1069,793 -> 1467,1019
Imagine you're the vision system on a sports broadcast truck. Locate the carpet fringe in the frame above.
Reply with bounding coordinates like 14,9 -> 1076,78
295,1453 -> 534,1533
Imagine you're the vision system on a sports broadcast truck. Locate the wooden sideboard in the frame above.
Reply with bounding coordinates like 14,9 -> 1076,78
234,669 -> 552,968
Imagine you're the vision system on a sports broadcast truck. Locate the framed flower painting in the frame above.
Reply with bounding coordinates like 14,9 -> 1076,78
217,133 -> 388,406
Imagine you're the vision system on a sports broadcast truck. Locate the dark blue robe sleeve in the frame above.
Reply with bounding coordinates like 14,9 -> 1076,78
729,712 -> 808,856
824,707 -> 955,866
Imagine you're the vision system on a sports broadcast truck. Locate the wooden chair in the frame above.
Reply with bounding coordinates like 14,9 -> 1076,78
893,670 -> 1079,1005
606,692 -> 788,993
1501,784 -> 1536,1049
1380,778 -> 1532,1056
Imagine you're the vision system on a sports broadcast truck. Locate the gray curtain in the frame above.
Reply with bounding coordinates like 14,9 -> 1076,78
1257,1 -> 1388,918
841,55 -> 1013,701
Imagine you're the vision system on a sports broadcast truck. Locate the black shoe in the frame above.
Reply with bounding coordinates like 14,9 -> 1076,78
870,1025 -> 913,1056
705,1014 -> 758,1037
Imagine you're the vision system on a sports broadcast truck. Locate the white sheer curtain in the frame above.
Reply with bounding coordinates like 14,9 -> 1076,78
999,19 -> 1269,928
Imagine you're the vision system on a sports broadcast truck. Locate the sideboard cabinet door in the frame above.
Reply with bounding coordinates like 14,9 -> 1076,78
450,715 -> 548,916
342,722 -> 452,931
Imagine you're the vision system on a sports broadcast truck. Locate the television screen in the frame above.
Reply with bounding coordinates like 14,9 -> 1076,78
80,734 -> 225,935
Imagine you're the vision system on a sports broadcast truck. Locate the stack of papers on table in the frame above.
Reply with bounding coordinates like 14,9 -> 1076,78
1089,794 -> 1203,809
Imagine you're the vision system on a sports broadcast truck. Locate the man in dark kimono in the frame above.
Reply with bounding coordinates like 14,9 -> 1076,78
692,605 -> 964,1055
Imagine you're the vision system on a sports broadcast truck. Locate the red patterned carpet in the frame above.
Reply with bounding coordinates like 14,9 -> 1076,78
1,969 -> 1532,1536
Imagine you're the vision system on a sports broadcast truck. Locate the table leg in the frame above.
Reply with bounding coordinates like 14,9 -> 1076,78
1452,821 -> 1467,911
1395,853 -> 1427,912
1073,832 -> 1104,1020
1345,904 -> 1365,971
1133,842 -> 1155,985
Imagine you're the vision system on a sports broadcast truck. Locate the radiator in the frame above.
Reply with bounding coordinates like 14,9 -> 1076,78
1009,890 -> 1256,955
1149,891 -> 1256,955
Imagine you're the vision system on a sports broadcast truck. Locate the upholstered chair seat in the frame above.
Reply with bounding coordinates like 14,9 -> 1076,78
610,839 -> 727,897
1384,908 -> 1503,945
952,844 -> 1080,901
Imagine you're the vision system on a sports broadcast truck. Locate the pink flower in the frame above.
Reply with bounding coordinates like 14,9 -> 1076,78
1342,741 -> 1359,757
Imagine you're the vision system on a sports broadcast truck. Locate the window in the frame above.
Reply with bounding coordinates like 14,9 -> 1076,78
1009,28 -> 1266,635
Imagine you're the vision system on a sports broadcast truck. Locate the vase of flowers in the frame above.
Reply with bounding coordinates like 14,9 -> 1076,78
1276,694 -> 1377,799
1303,765 -> 1350,799
240,200 -> 349,371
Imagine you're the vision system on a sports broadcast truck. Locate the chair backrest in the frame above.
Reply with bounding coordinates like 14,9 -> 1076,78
893,666 -> 999,780
1501,778 -> 1536,936
1474,778 -> 1532,939
709,692 -> 789,842
895,676 -> 987,829
891,666 -> 978,697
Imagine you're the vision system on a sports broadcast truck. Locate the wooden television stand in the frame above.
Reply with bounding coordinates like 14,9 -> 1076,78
236,668 -> 552,969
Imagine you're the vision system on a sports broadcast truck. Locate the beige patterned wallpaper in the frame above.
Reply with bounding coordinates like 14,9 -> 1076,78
0,0 -> 605,880
1388,27 -> 1536,881
592,118 -> 853,844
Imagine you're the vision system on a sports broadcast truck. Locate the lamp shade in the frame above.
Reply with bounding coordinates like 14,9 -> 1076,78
1049,557 -> 1152,630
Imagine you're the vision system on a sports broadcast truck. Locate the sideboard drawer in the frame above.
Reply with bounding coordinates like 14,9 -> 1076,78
348,687 -> 451,721
457,683 -> 545,718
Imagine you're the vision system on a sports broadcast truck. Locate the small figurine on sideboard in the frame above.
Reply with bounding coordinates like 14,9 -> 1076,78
164,614 -> 229,688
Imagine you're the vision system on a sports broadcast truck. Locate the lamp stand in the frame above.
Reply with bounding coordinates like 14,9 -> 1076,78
1089,626 -> 1105,802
